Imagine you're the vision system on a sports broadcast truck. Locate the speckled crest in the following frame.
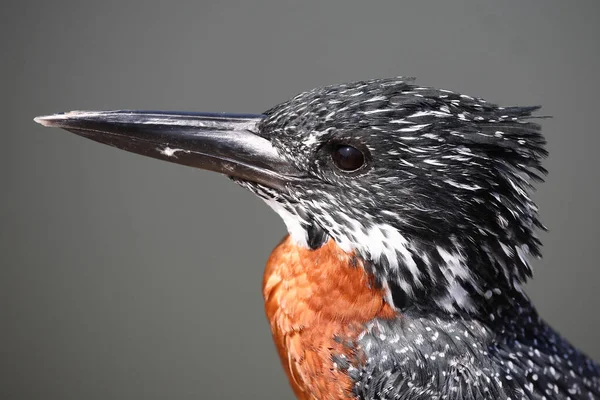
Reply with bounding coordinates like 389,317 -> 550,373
238,77 -> 548,315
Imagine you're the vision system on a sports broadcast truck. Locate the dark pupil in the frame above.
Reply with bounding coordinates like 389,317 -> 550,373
332,145 -> 365,171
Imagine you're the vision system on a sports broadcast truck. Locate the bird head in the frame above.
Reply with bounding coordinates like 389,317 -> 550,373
35,77 -> 547,316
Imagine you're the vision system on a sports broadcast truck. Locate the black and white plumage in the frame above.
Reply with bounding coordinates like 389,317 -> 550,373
244,77 -> 545,314
35,76 -> 600,399
235,77 -> 600,399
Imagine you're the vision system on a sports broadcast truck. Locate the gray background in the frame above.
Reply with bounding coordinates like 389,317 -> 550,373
3,1 -> 599,399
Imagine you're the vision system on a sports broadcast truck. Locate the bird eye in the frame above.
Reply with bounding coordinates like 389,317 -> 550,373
331,145 -> 365,172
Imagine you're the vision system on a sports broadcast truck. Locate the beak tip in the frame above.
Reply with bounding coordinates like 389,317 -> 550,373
34,113 -> 64,127
35,111 -> 117,127
33,115 -> 48,126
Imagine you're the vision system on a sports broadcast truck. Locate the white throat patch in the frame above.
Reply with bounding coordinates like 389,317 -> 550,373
263,199 -> 310,248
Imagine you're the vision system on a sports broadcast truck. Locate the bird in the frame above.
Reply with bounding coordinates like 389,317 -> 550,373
35,76 -> 600,400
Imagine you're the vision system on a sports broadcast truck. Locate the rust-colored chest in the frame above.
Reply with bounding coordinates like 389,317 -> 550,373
263,236 -> 395,400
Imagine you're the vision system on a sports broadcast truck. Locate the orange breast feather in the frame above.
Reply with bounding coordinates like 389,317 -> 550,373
263,236 -> 396,400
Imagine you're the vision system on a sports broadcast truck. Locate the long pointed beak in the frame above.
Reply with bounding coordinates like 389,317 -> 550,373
34,110 -> 303,190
